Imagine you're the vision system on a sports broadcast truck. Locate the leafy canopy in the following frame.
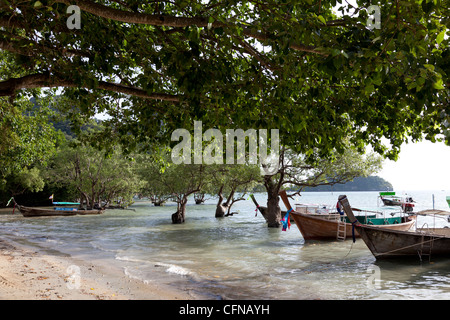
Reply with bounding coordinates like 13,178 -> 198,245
0,0 -> 448,161
0,96 -> 61,190
45,142 -> 143,208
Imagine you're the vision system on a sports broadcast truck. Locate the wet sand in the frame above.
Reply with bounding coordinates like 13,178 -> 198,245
0,238 -> 202,300
0,207 -> 208,300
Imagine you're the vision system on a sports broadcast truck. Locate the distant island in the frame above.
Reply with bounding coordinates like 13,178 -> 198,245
303,176 -> 393,192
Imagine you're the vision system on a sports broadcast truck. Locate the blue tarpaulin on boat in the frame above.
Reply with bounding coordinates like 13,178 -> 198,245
53,202 -> 80,205
54,207 -> 78,211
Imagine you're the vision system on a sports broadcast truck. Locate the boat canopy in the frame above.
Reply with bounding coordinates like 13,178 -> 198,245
379,192 -> 395,196
416,209 -> 450,216
53,202 -> 80,205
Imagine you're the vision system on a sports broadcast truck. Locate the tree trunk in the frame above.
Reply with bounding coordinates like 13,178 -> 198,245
266,190 -> 281,227
172,197 -> 187,224
215,185 -> 226,218
80,191 -> 90,210
215,186 -> 237,218
215,204 -> 227,218
224,192 -> 246,216
264,175 -> 282,228
194,193 -> 206,204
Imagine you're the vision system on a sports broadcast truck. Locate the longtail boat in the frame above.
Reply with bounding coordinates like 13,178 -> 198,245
17,205 -> 103,217
279,191 -> 415,241
379,191 -> 403,206
378,191 -> 415,212
289,210 -> 415,241
339,194 -> 450,260
9,198 -> 103,217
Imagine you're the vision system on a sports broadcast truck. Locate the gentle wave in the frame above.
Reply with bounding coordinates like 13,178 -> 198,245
123,267 -> 153,285
90,241 -> 121,253
115,255 -> 145,263
156,262 -> 193,276
122,261 -> 194,287
117,253 -> 194,283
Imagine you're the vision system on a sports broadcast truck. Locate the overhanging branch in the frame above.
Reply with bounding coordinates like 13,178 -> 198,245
0,73 -> 180,102
55,0 -> 327,56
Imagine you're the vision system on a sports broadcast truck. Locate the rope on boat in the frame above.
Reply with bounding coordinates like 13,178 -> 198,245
342,241 -> 354,259
374,236 -> 443,258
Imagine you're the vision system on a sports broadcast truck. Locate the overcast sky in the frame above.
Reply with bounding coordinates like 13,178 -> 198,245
378,140 -> 450,191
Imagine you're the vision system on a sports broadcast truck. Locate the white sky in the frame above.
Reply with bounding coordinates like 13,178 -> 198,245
378,140 -> 450,191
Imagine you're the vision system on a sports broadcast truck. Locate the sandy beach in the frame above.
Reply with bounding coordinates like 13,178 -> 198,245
0,237 -> 202,300
0,238 -> 202,300
0,207 -> 200,300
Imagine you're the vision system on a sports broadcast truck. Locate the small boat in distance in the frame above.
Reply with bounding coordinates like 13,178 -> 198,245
279,191 -> 415,241
378,192 -> 415,212
379,191 -> 402,206
339,194 -> 450,260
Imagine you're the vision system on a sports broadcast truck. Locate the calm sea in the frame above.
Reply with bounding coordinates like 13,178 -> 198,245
1,191 -> 450,300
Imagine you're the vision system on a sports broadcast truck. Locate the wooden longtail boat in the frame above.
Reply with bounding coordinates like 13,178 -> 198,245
379,192 -> 415,212
279,191 -> 415,241
9,198 -> 104,217
379,192 -> 403,206
339,194 -> 450,260
17,205 -> 104,217
289,210 -> 415,240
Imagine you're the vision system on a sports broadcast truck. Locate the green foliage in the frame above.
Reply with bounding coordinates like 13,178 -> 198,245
3,167 -> 45,196
0,97 -> 59,175
45,143 -> 143,208
13,167 -> 45,193
1,1 -> 449,223
205,163 -> 262,196
267,145 -> 383,193
0,96 -> 61,194
1,0 -> 447,162
135,149 -> 207,201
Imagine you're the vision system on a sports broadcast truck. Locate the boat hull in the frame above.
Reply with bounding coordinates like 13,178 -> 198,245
18,205 -> 104,217
291,211 -> 415,241
355,225 -> 450,259
381,198 -> 402,206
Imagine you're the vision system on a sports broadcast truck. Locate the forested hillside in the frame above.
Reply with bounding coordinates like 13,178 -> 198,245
303,176 -> 393,192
